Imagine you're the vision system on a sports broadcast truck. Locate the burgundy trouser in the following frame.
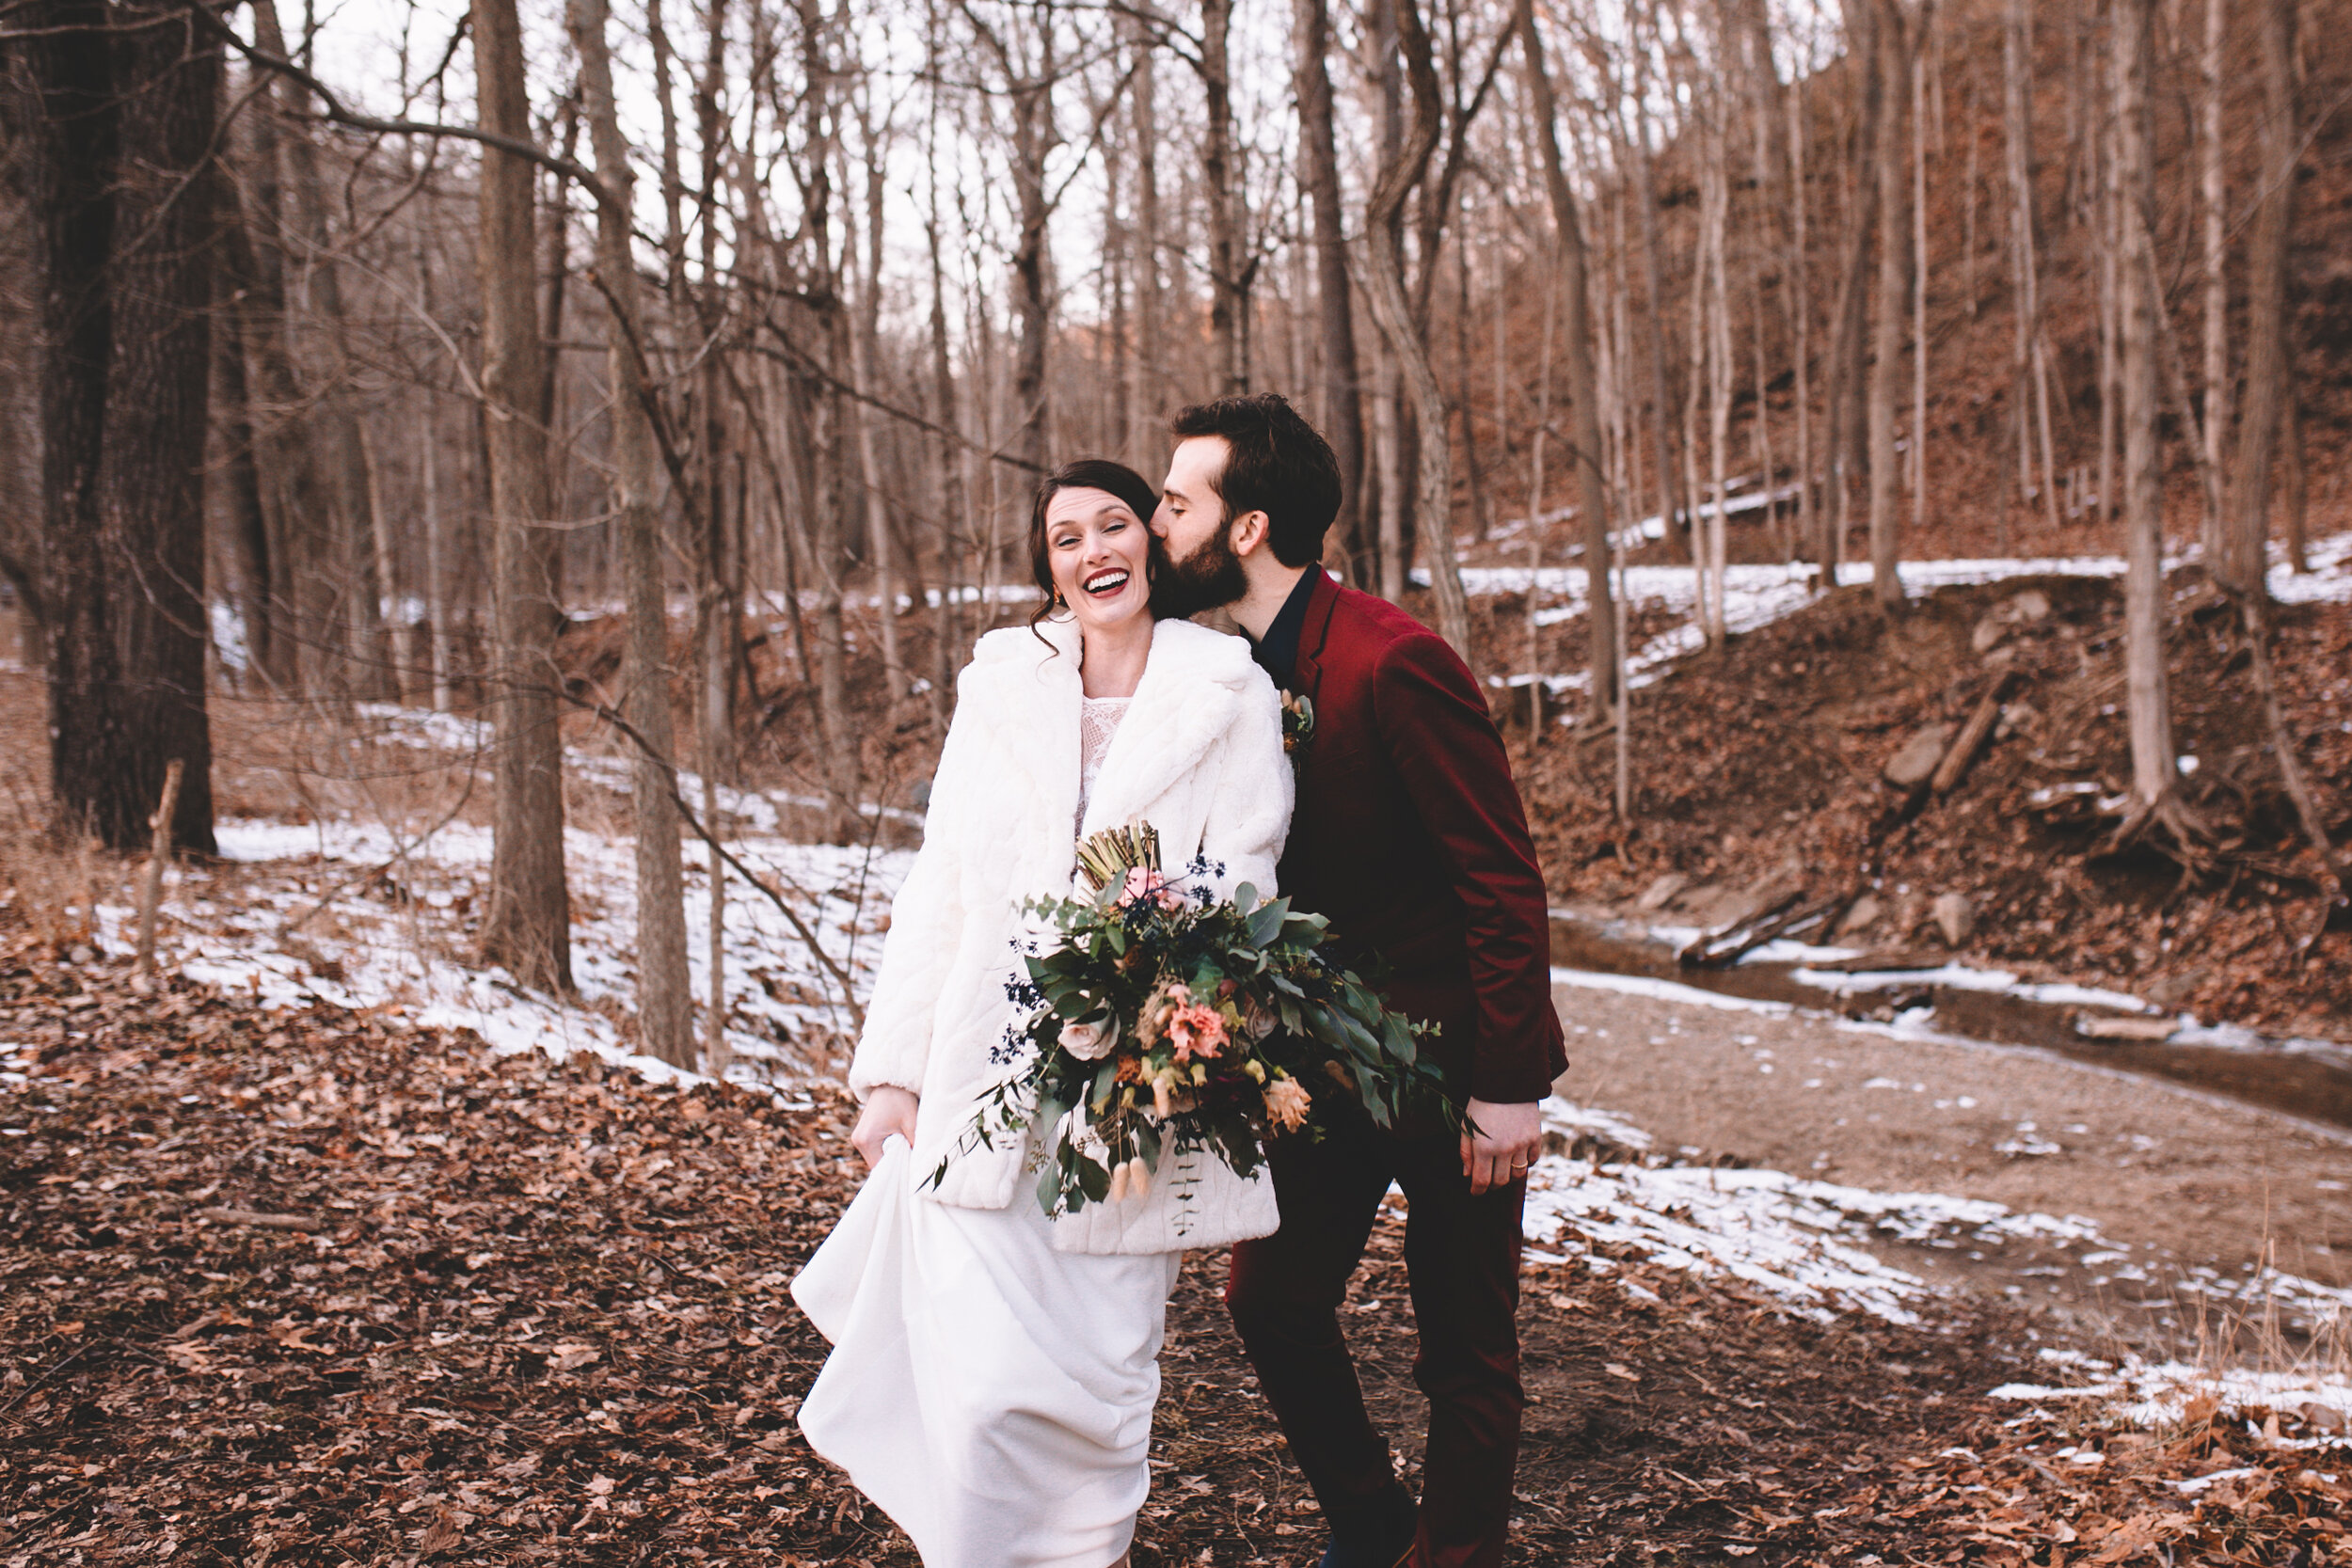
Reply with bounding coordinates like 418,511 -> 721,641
1226,1107 -> 1527,1568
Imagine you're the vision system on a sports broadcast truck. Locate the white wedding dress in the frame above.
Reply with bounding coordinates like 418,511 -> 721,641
793,696 -> 1181,1568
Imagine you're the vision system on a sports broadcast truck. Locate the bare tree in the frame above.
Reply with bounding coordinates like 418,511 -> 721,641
1200,0 -> 1249,393
1516,0 -> 1613,711
474,0 -> 572,990
1356,0 -> 1473,660
23,0 -> 221,854
2112,0 -> 2184,824
1292,0 -> 1366,571
2223,0 -> 2298,601
2196,0 -> 2229,560
568,0 -> 691,1066
2001,0 -> 2058,540
1866,0 -> 1914,613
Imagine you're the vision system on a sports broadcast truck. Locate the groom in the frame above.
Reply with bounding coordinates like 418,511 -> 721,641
1151,394 -> 1565,1568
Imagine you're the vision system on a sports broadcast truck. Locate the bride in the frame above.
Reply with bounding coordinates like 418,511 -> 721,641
792,458 -> 1294,1567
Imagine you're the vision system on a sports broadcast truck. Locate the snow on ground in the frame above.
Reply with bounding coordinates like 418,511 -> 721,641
1526,1093 -> 2352,1366
1445,531 -> 2352,710
1991,1348 -> 2352,1443
345,702 -> 928,829
94,801 -> 911,1101
1526,1097 -> 2110,1328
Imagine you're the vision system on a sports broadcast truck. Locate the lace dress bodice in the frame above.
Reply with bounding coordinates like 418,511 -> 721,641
1076,695 -> 1131,830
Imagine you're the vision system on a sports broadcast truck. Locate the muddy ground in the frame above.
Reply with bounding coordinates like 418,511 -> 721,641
1543,975 -> 2352,1328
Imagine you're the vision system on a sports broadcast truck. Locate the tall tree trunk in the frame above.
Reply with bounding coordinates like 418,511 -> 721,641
1867,0 -> 1912,612
1700,93 -> 1733,644
1292,0 -> 1365,573
1910,28 -> 1928,540
1823,0 -> 1881,583
250,0 -> 386,695
2094,103 -> 2119,527
925,198 -> 965,722
1788,65 -> 1816,568
2197,0 -> 2230,559
225,47 -> 333,692
474,0 -> 572,991
793,0 -> 860,833
1371,341 -> 1404,599
1628,99 -> 1686,558
2224,0 -> 2297,600
1122,8 -> 1163,455
1358,0 -> 1472,663
695,0 -> 737,789
2115,0 -> 2177,810
1200,0 -> 1248,393
851,125 -> 908,715
2003,0 -> 2059,540
27,0 -> 220,854
213,182 -> 276,689
1452,225 -> 1491,544
568,0 -> 692,1067
1006,31 -> 1056,473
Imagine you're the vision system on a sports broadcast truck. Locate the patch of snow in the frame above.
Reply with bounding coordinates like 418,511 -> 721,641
1453,531 -> 2351,716
1541,1098 -> 1655,1152
1549,967 -> 1795,1016
1792,958 -> 2152,1015
1522,1101 -> 2121,1326
122,809 -> 908,1096
1993,1347 -> 2352,1437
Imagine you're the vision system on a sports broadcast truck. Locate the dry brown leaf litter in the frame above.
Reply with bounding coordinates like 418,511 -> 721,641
1,934 -> 2343,1565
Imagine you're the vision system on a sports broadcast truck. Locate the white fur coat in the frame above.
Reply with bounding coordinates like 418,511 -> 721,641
848,614 -> 1294,1255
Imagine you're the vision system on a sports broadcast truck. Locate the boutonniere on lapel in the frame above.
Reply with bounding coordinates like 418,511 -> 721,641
1279,691 -> 1315,761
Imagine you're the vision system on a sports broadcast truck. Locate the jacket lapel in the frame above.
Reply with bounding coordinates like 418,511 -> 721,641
1289,569 -> 1343,706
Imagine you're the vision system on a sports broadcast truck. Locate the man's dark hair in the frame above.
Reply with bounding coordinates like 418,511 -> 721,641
1168,393 -> 1342,568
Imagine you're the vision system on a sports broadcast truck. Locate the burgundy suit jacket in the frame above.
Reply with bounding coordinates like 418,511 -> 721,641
1277,573 -> 1566,1105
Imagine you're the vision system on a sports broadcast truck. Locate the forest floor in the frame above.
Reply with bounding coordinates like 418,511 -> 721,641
4,946 -> 2348,1567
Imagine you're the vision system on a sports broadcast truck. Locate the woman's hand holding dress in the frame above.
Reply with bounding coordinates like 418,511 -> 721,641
851,1086 -> 919,1169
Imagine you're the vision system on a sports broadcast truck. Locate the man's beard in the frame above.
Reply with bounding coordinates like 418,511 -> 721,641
1150,518 -> 1248,620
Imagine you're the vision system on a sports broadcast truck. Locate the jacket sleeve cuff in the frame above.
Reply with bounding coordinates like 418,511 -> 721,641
1468,1056 -> 1562,1106
847,1051 -> 924,1101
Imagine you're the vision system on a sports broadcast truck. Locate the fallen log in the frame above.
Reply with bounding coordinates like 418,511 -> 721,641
1678,886 -> 1815,969
1931,671 -> 2019,798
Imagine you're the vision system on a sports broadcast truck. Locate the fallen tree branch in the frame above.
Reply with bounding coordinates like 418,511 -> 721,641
1931,672 -> 2019,798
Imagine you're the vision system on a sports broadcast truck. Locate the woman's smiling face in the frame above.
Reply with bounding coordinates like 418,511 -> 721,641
1044,486 -> 1152,631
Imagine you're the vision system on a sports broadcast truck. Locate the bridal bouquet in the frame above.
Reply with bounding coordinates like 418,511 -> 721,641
937,822 -> 1448,1218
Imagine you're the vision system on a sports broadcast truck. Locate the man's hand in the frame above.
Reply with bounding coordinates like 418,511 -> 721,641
1460,1098 -> 1544,1196
850,1085 -> 920,1169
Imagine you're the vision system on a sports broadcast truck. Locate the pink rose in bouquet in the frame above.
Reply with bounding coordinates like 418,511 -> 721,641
1119,865 -> 1185,912
1168,1003 -> 1228,1063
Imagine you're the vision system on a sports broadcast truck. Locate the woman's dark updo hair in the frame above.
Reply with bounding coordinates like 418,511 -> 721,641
1025,458 -> 1162,641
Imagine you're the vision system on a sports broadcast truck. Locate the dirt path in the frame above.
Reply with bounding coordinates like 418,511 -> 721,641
1547,974 -> 2352,1337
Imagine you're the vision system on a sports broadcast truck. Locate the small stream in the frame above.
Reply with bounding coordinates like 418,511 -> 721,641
1549,915 -> 2352,1132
